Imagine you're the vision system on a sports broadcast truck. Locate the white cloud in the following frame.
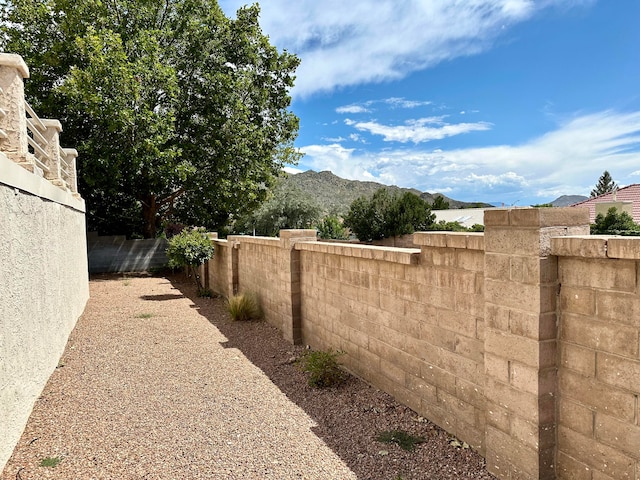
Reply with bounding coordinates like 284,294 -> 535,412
349,117 -> 493,143
384,98 -> 433,109
336,104 -> 370,114
220,0 -> 592,97
283,166 -> 304,175
299,110 -> 640,204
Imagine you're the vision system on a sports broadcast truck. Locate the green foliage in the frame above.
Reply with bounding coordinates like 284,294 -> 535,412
531,203 -> 553,208
166,229 -> 215,268
590,170 -> 618,198
297,349 -> 346,388
1,0 -> 301,238
227,292 -> 262,321
343,188 -> 435,241
233,181 -> 321,236
40,457 -> 62,468
424,220 -> 484,232
591,207 -> 640,235
376,430 -> 426,451
198,287 -> 214,298
317,215 -> 349,240
431,195 -> 450,210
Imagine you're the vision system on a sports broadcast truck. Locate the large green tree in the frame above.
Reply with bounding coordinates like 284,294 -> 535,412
1,0 -> 301,237
343,188 -> 435,242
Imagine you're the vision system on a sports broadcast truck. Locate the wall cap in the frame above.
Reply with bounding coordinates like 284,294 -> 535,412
0,53 -> 29,78
295,241 -> 420,265
413,231 -> 484,250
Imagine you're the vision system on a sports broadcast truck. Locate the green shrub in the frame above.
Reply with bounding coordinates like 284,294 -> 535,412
228,292 -> 262,321
166,228 -> 214,291
591,207 -> 640,235
317,215 -> 349,240
297,349 -> 346,388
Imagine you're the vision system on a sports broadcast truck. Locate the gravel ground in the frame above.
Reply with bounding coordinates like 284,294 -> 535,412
2,273 -> 495,480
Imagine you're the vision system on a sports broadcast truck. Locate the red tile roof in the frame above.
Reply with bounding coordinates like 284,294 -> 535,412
571,184 -> 640,223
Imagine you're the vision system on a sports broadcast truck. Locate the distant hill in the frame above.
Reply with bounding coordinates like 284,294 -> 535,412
550,195 -> 588,207
284,170 -> 491,215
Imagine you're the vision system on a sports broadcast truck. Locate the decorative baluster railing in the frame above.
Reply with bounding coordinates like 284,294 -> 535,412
0,53 -> 79,196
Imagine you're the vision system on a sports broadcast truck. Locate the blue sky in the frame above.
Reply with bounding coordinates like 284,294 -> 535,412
219,0 -> 640,206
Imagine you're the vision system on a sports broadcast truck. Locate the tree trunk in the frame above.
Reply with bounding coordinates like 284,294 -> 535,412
142,194 -> 158,238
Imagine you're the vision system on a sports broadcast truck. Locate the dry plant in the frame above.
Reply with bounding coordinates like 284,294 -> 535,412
227,291 -> 262,321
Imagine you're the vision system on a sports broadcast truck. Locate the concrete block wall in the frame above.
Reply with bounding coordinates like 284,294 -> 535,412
207,238 -> 237,298
552,236 -> 640,480
205,208 -> 640,479
483,208 -> 590,480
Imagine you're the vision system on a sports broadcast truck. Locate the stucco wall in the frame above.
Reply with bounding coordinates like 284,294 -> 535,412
552,236 -> 640,480
0,153 -> 89,470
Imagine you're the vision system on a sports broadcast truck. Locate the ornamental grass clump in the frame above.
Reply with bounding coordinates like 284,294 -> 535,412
297,349 -> 346,388
228,291 -> 262,321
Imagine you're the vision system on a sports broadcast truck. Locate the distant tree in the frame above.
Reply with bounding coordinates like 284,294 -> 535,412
317,215 -> 349,240
233,182 -> 321,237
591,207 -> 640,235
424,221 -> 484,232
343,188 -> 435,241
590,171 -> 618,198
531,203 -> 553,208
431,195 -> 450,210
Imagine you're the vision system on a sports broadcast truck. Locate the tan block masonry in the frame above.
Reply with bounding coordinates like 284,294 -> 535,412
296,233 -> 487,454
552,235 -> 640,480
205,209 -> 640,480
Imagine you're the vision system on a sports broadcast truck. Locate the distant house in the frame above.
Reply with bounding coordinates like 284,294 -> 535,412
432,208 -> 489,227
571,184 -> 640,223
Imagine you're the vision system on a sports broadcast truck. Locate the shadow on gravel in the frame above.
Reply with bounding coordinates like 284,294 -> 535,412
167,274 -> 496,480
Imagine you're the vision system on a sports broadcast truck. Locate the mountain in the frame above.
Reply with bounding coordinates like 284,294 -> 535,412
284,170 -> 491,214
550,195 -> 588,207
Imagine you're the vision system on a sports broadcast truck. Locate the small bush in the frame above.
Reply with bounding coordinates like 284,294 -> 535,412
198,287 -> 214,298
377,430 -> 425,451
40,456 -> 62,468
228,292 -> 262,321
297,349 -> 346,388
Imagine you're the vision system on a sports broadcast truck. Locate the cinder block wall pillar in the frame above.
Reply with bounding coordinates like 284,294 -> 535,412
483,208 -> 589,480
278,230 -> 317,344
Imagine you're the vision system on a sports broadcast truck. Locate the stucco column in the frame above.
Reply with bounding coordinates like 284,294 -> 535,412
0,53 -> 30,167
40,119 -> 65,187
483,208 -> 589,480
279,229 -> 317,344
63,148 -> 80,196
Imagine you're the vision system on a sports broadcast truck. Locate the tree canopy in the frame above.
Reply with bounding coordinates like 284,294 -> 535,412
1,0 -> 301,237
232,181 -> 321,237
343,188 -> 435,241
590,170 -> 618,198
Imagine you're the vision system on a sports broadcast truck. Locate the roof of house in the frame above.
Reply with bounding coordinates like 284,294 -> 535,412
432,207 -> 490,227
571,184 -> 640,223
